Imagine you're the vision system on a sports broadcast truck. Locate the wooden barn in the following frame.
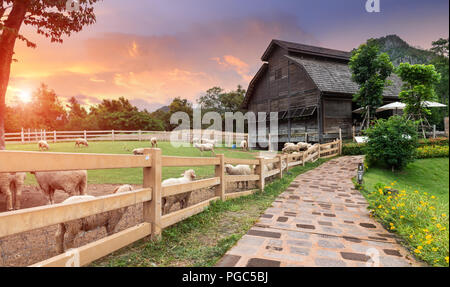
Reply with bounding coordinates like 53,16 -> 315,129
242,39 -> 402,147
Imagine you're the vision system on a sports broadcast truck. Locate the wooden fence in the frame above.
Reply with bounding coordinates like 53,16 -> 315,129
4,129 -> 248,144
0,139 -> 341,267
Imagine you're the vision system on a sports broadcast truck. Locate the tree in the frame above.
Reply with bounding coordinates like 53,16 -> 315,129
0,0 -> 101,149
349,39 -> 394,128
396,63 -> 441,136
429,38 -> 449,129
197,85 -> 246,115
167,97 -> 193,130
364,116 -> 418,171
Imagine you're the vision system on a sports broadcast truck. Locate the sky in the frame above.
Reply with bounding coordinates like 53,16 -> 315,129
6,0 -> 450,111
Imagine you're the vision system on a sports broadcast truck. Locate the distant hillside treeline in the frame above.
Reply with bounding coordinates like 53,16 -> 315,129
4,84 -> 245,133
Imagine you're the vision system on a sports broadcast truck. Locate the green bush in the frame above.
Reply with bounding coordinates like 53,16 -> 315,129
418,137 -> 449,147
342,143 -> 366,155
364,116 -> 419,170
416,145 -> 449,159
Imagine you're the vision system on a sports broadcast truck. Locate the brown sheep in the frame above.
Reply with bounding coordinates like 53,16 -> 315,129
0,172 -> 26,211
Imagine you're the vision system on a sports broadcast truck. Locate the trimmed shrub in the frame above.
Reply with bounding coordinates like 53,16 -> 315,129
364,116 -> 419,170
418,137 -> 449,147
342,143 -> 366,155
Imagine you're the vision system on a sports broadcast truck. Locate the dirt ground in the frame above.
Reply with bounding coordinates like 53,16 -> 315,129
0,181 -> 257,267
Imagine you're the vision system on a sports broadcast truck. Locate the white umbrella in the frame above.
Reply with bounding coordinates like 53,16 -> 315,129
376,102 -> 406,113
352,107 -> 365,114
423,101 -> 447,108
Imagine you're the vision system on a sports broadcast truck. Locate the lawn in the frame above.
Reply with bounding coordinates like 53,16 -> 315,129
5,141 -> 259,185
363,158 -> 449,202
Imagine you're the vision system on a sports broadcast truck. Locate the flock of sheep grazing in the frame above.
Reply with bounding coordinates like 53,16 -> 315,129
2,136 -> 310,254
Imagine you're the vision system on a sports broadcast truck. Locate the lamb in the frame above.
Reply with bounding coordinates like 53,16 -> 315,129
32,170 -> 87,204
224,164 -> 253,189
38,140 -> 49,151
161,169 -> 196,215
150,137 -> 158,148
132,148 -> 145,155
75,138 -> 89,148
194,142 -> 215,156
0,172 -> 26,211
55,184 -> 134,253
240,140 -> 248,151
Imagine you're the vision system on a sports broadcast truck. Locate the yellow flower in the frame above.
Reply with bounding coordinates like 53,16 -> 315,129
431,196 -> 436,199
414,249 -> 421,254
390,226 -> 396,230
417,246 -> 423,250
400,215 -> 405,219
432,217 -> 437,221
442,213 -> 447,217
423,229 -> 429,233
432,248 -> 438,252
392,207 -> 396,210
418,207 -> 422,211
446,257 -> 449,264
426,235 -> 432,240
409,235 -> 413,239
414,190 -> 419,194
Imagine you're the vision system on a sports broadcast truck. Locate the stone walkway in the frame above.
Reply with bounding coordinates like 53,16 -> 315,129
216,156 -> 419,267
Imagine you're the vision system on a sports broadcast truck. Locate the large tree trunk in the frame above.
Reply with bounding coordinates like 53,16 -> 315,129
0,1 -> 28,150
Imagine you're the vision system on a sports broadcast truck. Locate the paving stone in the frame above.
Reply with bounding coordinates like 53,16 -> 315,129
247,229 -> 281,239
296,224 -> 315,230
316,249 -> 339,259
318,221 -> 333,226
277,216 -> 289,222
264,252 -> 304,263
360,223 -> 377,229
318,240 -> 345,249
340,252 -> 371,262
343,236 -> 362,243
286,240 -> 313,248
315,258 -> 347,267
290,246 -> 310,256
287,231 -> 311,240
238,235 -> 266,246
246,258 -> 281,267
383,249 -> 402,257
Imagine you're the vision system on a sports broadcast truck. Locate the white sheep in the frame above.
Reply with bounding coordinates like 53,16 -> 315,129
240,140 -> 248,151
0,172 -> 26,211
282,144 -> 300,154
194,142 -> 215,156
55,184 -> 134,253
224,164 -> 253,189
161,169 -> 196,215
32,170 -> 87,204
75,138 -> 89,148
201,138 -> 216,145
132,148 -> 145,155
38,140 -> 49,151
297,142 -> 310,151
150,137 -> 158,148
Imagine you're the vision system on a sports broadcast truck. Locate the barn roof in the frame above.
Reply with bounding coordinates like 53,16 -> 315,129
285,55 -> 402,98
242,63 -> 268,108
261,39 -> 352,62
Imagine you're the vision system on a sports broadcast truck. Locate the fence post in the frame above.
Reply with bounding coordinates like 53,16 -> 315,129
302,150 -> 306,167
143,148 -> 162,239
215,154 -> 225,200
21,128 -> 24,143
433,125 -> 436,139
84,130 -> 87,140
112,130 -> 115,142
256,157 -> 265,190
339,128 -> 342,155
138,130 -> 142,142
277,155 -> 283,179
54,131 -> 57,143
305,132 -> 308,143
352,126 -> 356,142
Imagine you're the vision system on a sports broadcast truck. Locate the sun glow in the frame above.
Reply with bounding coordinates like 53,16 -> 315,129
18,91 -> 32,103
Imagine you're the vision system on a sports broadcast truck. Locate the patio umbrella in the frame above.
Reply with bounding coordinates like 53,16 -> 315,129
423,101 -> 447,108
376,102 -> 406,113
352,107 -> 365,114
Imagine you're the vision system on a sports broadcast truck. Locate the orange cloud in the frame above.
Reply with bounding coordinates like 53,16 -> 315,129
212,55 -> 252,82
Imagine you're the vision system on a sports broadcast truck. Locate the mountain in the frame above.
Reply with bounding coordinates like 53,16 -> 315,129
155,105 -> 170,113
372,35 -> 436,66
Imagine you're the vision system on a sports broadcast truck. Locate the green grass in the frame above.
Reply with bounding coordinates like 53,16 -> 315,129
91,159 -> 328,267
363,158 -> 449,202
359,158 -> 449,267
5,141 -> 259,185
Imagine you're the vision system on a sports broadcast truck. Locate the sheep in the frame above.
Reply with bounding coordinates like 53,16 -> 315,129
282,144 -> 300,154
284,142 -> 295,148
225,164 -> 253,189
55,184 -> 134,253
0,172 -> 26,211
240,140 -> 248,151
161,169 -> 196,215
296,142 -> 310,151
75,138 -> 89,148
201,138 -> 216,145
38,140 -> 49,151
192,137 -> 200,144
194,142 -> 215,156
150,137 -> 158,148
32,170 -> 87,204
132,148 -> 145,155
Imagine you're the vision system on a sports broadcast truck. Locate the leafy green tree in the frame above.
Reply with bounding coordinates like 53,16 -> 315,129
364,116 -> 419,171
396,63 -> 441,123
0,0 -> 101,149
197,85 -> 246,115
167,97 -> 193,130
429,38 -> 449,129
349,39 -> 394,127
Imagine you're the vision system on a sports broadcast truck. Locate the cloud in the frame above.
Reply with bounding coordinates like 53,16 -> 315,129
7,13 -> 317,111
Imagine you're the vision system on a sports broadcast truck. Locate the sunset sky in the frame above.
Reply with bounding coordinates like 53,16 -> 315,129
6,0 -> 449,111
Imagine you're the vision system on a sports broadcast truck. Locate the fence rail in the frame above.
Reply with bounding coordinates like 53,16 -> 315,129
5,129 -> 249,145
0,139 -> 341,267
